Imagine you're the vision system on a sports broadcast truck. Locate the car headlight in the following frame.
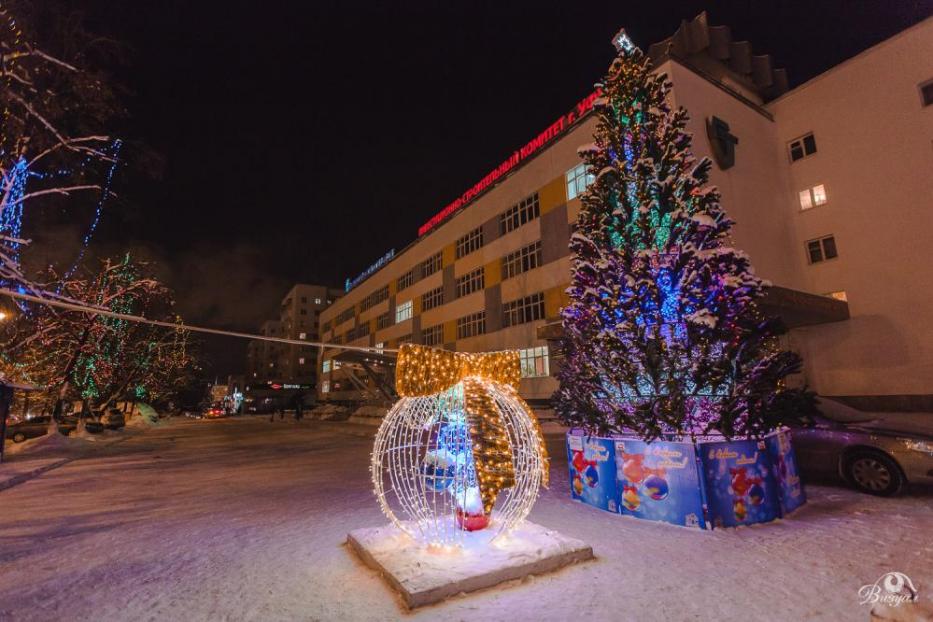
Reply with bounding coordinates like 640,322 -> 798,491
901,438 -> 933,454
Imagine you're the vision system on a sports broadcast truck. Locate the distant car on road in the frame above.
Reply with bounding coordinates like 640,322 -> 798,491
791,412 -> 933,496
203,404 -> 225,419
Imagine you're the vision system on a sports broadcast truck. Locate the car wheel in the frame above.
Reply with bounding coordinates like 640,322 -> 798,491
12,432 -> 26,443
844,449 -> 904,496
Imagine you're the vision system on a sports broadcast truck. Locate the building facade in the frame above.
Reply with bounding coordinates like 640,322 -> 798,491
319,14 -> 933,411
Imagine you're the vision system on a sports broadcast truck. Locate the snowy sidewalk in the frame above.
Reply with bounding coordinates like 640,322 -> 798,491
0,417 -> 930,622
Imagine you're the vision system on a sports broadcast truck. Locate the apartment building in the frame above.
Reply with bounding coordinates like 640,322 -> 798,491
319,14 -> 933,412
246,284 -> 343,390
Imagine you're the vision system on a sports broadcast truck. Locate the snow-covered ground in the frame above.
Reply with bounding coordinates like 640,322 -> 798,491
0,416 -> 930,621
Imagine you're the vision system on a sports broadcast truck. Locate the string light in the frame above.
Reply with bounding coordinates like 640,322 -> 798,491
372,344 -> 549,546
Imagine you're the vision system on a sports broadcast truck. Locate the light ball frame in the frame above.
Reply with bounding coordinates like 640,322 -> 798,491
371,377 -> 547,546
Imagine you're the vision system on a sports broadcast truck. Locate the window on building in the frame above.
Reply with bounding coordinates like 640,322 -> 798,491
333,361 -> 342,370
502,241 -> 543,280
299,357 -> 305,365
300,308 -> 307,315
499,193 -> 540,235
420,252 -> 443,278
456,226 -> 484,258
798,184 -> 827,210
321,381 -> 330,394
336,307 -> 355,326
422,286 -> 444,311
322,320 -> 331,332
397,270 -> 413,291
919,79 -> 933,107
374,341 -> 385,353
300,296 -> 307,303
503,292 -> 545,327
360,285 -> 389,312
322,360 -> 331,373
825,291 -> 848,302
566,163 -> 595,200
456,311 -> 486,339
422,324 -> 443,346
315,297 -> 322,304
519,346 -> 550,378
397,334 -> 412,345
269,362 -> 274,368
396,300 -> 413,323
788,133 -> 817,162
376,311 -> 391,330
807,235 -> 838,264
347,323 -> 370,341
455,267 -> 485,298
299,332 -> 306,340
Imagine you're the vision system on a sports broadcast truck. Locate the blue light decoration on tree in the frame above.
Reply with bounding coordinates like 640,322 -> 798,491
554,29 -> 807,441
0,157 -> 30,256
64,139 -> 122,280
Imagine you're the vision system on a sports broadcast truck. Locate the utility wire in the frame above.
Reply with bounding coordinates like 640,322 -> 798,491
0,287 -> 397,354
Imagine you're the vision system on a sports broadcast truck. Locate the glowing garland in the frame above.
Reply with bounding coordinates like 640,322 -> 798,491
371,344 -> 549,546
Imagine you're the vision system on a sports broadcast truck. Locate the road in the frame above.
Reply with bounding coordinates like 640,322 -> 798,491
0,417 -> 931,621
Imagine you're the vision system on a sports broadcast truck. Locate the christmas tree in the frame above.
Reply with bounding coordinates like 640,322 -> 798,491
554,31 -> 804,441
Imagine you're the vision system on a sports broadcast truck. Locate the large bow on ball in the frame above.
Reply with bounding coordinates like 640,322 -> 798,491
395,343 -> 549,515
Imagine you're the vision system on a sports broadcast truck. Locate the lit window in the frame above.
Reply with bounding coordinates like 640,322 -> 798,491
519,346 -> 550,378
299,357 -> 305,365
333,361 -> 342,370
566,163 -> 595,200
315,298 -> 322,304
825,291 -> 847,302
268,362 -> 274,368
321,381 -> 330,393
788,133 -> 817,162
299,332 -> 306,340
799,184 -> 827,210
252,372 -> 257,378
396,300 -> 412,323
322,360 -> 331,373
375,341 -> 385,353
807,235 -> 838,264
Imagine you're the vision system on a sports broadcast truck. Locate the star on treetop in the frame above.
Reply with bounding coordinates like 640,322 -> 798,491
613,28 -> 635,53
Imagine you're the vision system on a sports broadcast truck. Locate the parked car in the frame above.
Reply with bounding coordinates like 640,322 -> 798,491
100,408 -> 126,430
5,416 -> 76,442
790,406 -> 933,496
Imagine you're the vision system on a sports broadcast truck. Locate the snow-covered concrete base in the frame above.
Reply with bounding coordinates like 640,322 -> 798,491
347,521 -> 594,609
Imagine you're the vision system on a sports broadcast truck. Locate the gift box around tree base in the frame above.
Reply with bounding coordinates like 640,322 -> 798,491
567,428 -> 806,529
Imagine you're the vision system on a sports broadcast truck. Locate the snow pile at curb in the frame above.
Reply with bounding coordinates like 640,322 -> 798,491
4,429 -> 87,457
127,403 -> 159,427
310,404 -> 350,421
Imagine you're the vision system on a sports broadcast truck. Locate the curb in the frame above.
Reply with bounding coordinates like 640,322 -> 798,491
0,435 -> 133,493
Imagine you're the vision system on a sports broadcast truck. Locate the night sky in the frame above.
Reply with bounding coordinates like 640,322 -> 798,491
43,0 -> 932,374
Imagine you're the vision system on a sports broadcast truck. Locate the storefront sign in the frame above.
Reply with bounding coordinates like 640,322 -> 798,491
345,249 -> 395,292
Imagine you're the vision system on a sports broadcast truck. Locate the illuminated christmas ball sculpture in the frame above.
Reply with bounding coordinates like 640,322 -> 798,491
372,344 -> 549,546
